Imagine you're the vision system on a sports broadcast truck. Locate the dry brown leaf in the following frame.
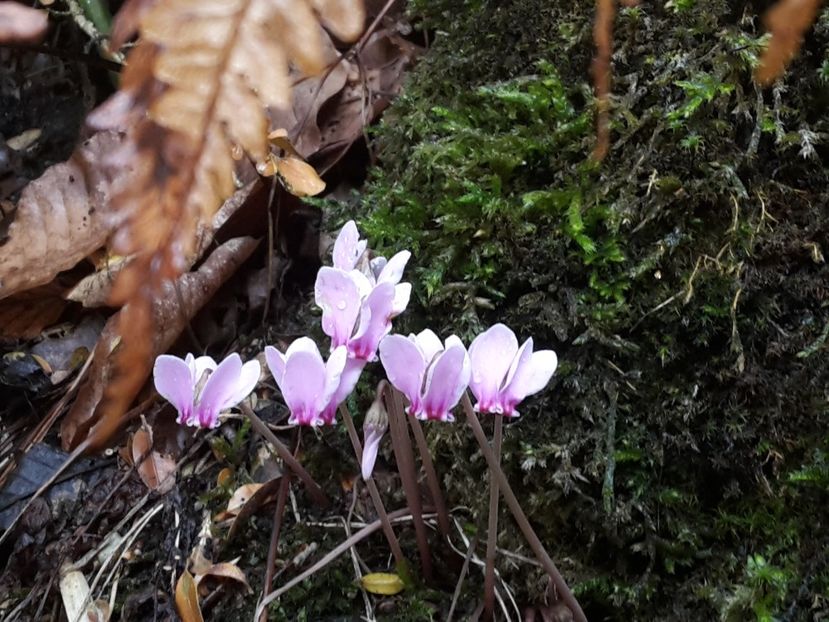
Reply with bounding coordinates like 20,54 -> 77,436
194,561 -> 252,594
215,483 -> 264,521
0,132 -> 121,300
274,156 -> 326,196
66,182 -> 258,308
0,2 -> 48,44
755,0 -> 822,85
60,236 -> 259,450
131,426 -> 176,493
0,285 -> 67,340
226,476 -> 284,540
175,570 -> 204,622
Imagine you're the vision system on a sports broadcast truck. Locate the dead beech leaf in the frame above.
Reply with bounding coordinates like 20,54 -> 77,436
0,285 -> 67,340
755,0 -> 822,85
60,236 -> 259,450
66,182 -> 258,308
275,156 -> 326,196
175,570 -> 204,622
195,561 -> 252,594
0,132 -> 121,300
0,2 -> 48,44
215,483 -> 263,521
226,477 -> 284,540
132,426 -> 176,494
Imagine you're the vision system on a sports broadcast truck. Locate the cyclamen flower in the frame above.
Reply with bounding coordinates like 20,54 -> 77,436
361,394 -> 388,480
468,323 -> 558,417
315,221 -> 411,363
379,330 -> 471,422
154,353 -> 260,429
264,337 -> 347,426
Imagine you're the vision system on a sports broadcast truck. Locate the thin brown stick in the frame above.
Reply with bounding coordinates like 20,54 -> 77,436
259,430 -> 297,622
254,508 -> 429,619
407,414 -> 451,538
240,402 -> 328,507
592,0 -> 616,160
338,403 -> 406,566
462,394 -> 586,622
483,414 -> 503,620
384,386 -> 433,581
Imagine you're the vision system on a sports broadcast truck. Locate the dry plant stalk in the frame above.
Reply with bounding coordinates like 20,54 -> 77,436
755,0 -> 823,85
592,0 -> 616,161
82,0 -> 363,449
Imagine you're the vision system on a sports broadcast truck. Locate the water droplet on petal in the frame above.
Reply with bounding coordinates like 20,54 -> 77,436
336,300 -> 347,310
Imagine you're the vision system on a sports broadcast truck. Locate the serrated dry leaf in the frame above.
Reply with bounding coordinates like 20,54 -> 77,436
175,570 -> 204,622
0,132 -> 121,300
755,0 -> 822,85
0,2 -> 48,44
60,236 -> 259,450
132,426 -> 176,494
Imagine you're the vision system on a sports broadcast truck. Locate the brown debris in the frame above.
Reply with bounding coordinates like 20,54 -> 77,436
755,0 -> 822,86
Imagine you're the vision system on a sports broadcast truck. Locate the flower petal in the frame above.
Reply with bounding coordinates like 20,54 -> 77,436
195,353 -> 244,428
154,355 -> 195,425
421,337 -> 470,422
468,324 -> 518,414
332,220 -> 366,271
191,355 -> 217,384
414,329 -> 443,364
501,338 -> 558,416
222,360 -> 261,408
322,356 -> 366,424
281,349 -> 327,426
377,250 -> 411,285
379,334 -> 427,415
265,345 -> 287,386
315,267 -> 362,348
391,283 -> 411,316
319,345 -> 348,417
349,282 -> 396,361
370,256 -> 387,281
361,425 -> 384,480
285,336 -> 323,358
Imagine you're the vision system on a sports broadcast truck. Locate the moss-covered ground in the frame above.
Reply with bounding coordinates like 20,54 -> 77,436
324,0 -> 829,618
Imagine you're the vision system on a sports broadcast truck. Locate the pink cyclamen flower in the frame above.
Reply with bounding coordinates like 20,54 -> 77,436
468,323 -> 558,417
316,221 -> 412,363
361,394 -> 388,480
379,329 -> 471,422
264,337 -> 348,426
153,353 -> 261,429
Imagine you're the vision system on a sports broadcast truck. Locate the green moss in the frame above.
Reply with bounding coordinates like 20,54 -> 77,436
317,0 -> 829,618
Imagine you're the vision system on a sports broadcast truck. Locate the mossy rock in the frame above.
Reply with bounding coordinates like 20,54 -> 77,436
324,0 -> 829,619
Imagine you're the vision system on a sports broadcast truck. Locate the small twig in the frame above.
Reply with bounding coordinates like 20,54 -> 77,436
384,386 -> 433,581
462,395 -> 586,622
259,430 -> 297,622
338,403 -> 406,567
240,403 -> 328,507
483,415 -> 503,621
254,508 -> 422,620
407,415 -> 451,537
447,524 -> 480,622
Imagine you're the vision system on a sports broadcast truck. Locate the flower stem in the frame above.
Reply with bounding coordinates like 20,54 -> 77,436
338,403 -> 406,567
240,402 -> 328,508
385,385 -> 433,581
462,394 -> 586,622
483,414 -> 503,620
407,414 -> 451,538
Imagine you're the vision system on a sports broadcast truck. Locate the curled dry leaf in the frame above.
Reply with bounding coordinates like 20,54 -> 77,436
755,0 -> 822,85
0,285 -> 67,340
226,476 -> 285,540
0,2 -> 49,44
131,426 -> 176,494
0,132 -> 122,300
60,237 -> 259,450
175,570 -> 204,622
66,181 -> 258,308
194,561 -> 252,595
